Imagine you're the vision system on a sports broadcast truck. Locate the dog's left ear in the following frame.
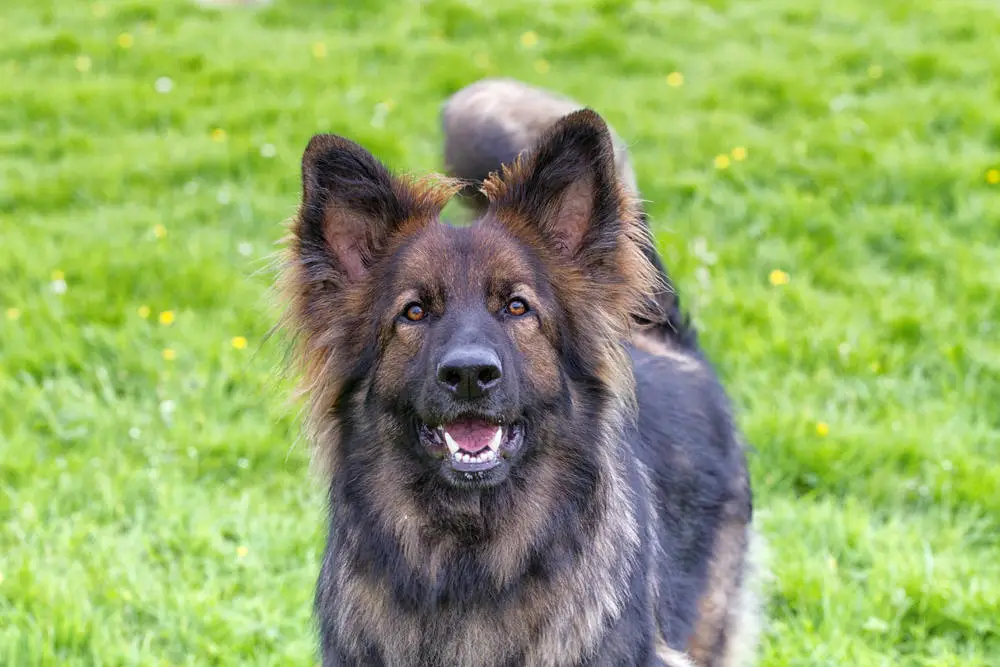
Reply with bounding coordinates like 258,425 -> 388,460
485,109 -> 658,323
484,109 -> 632,267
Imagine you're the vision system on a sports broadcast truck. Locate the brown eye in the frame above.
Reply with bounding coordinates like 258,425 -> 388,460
506,299 -> 528,317
404,303 -> 426,322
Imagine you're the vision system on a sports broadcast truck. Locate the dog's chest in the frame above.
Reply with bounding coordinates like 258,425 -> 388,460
334,563 -> 629,667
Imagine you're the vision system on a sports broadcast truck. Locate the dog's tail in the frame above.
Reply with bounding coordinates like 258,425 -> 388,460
440,78 -> 696,347
441,78 -> 638,210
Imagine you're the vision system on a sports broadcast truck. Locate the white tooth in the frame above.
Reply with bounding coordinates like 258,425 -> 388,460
488,427 -> 503,452
444,432 -> 460,454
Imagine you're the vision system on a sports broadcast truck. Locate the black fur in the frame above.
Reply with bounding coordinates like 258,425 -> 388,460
290,103 -> 754,667
314,342 -> 750,666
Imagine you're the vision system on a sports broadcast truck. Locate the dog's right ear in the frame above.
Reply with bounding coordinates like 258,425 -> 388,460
295,134 -> 448,287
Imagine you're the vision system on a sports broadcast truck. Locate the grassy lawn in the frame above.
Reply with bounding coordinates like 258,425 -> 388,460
2,0 -> 999,664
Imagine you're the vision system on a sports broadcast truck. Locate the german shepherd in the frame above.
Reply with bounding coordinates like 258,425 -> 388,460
280,78 -> 760,667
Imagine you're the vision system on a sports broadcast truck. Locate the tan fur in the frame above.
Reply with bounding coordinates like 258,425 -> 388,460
718,531 -> 766,667
685,444 -> 761,667
330,422 -> 641,666
688,516 -> 749,664
655,637 -> 697,667
550,175 -> 596,251
633,329 -> 703,373
505,294 -> 562,398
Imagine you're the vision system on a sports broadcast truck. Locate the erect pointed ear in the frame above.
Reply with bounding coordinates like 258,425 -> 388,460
484,109 -> 630,260
294,134 -> 452,285
483,109 -> 659,325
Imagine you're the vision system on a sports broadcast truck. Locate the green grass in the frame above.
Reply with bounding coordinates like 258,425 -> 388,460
1,0 -> 998,664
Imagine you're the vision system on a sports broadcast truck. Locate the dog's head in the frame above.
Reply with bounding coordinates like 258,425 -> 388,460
284,111 -> 659,491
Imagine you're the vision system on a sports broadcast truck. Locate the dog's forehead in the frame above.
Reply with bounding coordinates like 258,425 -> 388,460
394,221 -> 537,295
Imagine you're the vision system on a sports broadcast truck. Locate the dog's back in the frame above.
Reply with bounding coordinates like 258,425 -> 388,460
442,78 -> 760,667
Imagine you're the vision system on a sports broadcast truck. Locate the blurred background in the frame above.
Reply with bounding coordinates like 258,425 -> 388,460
1,0 -> 998,664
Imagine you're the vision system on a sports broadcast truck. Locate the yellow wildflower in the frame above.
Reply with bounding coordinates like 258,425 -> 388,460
714,154 -> 730,170
5,308 -> 20,321
153,224 -> 167,239
666,71 -> 684,87
311,42 -> 327,59
231,336 -> 248,350
520,31 -> 538,48
816,422 -> 829,437
769,269 -> 790,286
137,305 -> 151,319
162,348 -> 176,361
158,310 -> 175,326
118,33 -> 134,49
236,545 -> 249,559
75,56 -> 92,73
986,169 -> 1000,185
731,146 -> 747,161
211,128 -> 227,143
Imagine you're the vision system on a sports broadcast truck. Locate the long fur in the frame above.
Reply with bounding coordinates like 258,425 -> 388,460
279,80 -> 760,667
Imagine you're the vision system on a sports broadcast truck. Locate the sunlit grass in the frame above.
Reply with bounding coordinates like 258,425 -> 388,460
1,0 -> 998,664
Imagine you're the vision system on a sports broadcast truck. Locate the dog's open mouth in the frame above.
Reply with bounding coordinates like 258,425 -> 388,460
419,418 -> 524,472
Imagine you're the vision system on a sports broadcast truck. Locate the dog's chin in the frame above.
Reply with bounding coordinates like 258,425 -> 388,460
418,417 -> 525,489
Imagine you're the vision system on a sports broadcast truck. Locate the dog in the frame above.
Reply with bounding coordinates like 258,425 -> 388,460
280,77 -> 760,666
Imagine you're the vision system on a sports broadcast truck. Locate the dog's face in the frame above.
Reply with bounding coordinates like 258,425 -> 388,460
286,111 -> 658,491
370,222 -> 564,488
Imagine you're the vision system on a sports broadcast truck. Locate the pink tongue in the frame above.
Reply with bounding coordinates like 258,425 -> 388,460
446,419 -> 498,453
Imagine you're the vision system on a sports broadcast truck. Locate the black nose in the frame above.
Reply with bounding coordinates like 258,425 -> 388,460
436,346 -> 503,399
